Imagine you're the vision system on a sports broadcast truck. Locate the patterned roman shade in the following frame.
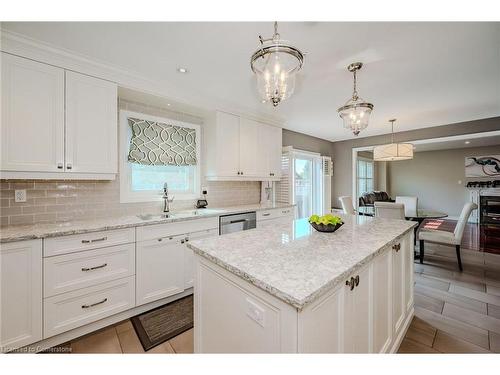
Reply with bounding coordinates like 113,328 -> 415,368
127,117 -> 197,166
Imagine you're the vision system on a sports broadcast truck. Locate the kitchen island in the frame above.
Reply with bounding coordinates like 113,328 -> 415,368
187,215 -> 417,353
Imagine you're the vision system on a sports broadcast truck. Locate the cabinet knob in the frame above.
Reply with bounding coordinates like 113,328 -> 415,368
241,171 -> 244,175
392,243 -> 401,252
57,163 -> 63,169
66,163 -> 72,170
355,275 -> 360,287
237,171 -> 241,175
346,277 -> 355,291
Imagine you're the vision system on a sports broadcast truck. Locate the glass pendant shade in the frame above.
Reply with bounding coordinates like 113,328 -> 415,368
337,62 -> 374,136
373,143 -> 414,161
373,119 -> 414,161
251,22 -> 304,107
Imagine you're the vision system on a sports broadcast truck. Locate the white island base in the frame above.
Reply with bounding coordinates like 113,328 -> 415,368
193,231 -> 414,353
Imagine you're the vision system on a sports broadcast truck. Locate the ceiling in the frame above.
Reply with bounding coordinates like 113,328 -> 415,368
3,22 -> 500,142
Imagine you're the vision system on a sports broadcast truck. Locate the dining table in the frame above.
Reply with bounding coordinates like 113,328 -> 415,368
405,209 -> 448,257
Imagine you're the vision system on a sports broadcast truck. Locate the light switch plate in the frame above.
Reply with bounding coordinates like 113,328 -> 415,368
15,189 -> 27,203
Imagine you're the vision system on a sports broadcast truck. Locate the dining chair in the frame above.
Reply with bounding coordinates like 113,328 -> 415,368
339,196 -> 355,215
374,202 -> 406,220
395,196 -> 418,217
418,202 -> 477,271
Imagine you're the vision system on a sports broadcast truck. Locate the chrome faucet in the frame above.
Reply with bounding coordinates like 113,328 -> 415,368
163,183 -> 174,213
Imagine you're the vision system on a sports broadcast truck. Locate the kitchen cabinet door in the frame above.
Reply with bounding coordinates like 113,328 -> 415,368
1,240 -> 42,352
184,228 -> 218,289
403,236 -> 414,314
392,239 -> 406,335
1,53 -> 65,173
267,125 -> 282,178
215,111 -> 240,177
372,249 -> 393,353
136,234 -> 185,306
343,264 -> 372,353
65,71 -> 117,174
239,118 -> 259,177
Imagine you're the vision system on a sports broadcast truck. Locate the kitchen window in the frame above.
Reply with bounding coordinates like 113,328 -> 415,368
357,158 -> 374,197
119,110 -> 201,203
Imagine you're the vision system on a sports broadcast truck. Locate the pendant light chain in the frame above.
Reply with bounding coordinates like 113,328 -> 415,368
352,70 -> 358,100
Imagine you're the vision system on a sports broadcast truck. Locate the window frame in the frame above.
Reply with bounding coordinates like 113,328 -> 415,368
119,110 -> 201,203
357,157 -> 374,197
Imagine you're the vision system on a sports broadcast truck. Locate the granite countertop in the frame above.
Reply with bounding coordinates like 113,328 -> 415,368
187,215 -> 417,310
0,203 -> 294,243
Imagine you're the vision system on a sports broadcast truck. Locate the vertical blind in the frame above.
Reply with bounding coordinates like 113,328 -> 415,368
127,117 -> 197,166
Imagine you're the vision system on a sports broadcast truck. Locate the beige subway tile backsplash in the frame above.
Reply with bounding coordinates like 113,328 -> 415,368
0,177 -> 261,226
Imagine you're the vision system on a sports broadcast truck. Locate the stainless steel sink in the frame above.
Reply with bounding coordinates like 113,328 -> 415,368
136,209 -> 225,221
136,213 -> 176,221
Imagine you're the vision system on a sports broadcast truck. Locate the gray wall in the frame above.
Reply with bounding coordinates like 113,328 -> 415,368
331,117 -> 500,205
387,145 -> 500,217
282,129 -> 334,157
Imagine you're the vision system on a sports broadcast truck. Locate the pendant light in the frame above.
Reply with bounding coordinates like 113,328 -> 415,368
373,119 -> 414,161
337,62 -> 374,136
250,22 -> 304,107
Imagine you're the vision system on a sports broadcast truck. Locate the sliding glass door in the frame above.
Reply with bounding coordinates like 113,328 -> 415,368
294,153 -> 323,218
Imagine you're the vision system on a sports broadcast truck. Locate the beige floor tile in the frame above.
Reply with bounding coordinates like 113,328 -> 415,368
415,306 -> 489,349
414,292 -> 444,313
398,338 -> 440,353
488,304 -> 500,319
415,284 -> 487,314
442,303 -> 500,334
433,331 -> 490,353
449,284 -> 500,306
487,285 -> 500,297
405,321 -> 436,347
71,327 -> 122,354
169,328 -> 194,353
490,331 -> 500,353
146,341 -> 175,354
117,328 -> 145,353
115,320 -> 133,334
415,274 -> 450,291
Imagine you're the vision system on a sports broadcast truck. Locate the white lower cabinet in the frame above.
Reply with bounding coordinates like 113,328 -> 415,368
136,234 -> 186,306
44,276 -> 135,338
195,231 -> 414,353
184,228 -> 219,289
0,240 -> 43,352
343,264 -> 372,353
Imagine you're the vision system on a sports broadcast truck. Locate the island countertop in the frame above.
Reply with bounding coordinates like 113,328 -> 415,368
187,215 -> 417,310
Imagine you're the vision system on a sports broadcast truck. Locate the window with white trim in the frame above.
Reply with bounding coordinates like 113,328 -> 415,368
357,158 -> 374,197
119,110 -> 201,203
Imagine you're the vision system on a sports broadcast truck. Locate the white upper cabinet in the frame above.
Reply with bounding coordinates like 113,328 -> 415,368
1,53 -> 117,179
239,118 -> 260,177
65,71 -> 117,174
206,111 -> 282,181
213,111 -> 240,177
1,53 -> 65,172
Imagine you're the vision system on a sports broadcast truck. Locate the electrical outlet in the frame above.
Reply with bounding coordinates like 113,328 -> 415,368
246,298 -> 265,327
15,189 -> 27,203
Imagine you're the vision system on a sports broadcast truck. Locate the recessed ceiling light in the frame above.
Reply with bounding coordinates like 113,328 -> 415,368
465,141 -> 471,144
177,67 -> 188,74
167,103 -> 171,106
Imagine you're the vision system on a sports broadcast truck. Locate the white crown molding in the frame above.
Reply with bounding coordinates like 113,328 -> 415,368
0,28 -> 285,127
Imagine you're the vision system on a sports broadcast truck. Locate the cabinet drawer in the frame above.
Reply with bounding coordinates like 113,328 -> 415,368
44,243 -> 135,297
136,217 -> 218,242
44,228 -> 135,257
43,276 -> 135,338
257,207 -> 293,221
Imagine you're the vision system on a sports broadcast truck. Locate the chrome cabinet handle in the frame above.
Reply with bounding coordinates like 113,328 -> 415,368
81,236 -> 108,244
262,213 -> 271,217
57,163 -> 63,169
82,298 -> 107,309
66,163 -> 72,170
157,236 -> 174,242
81,263 -> 107,272
185,237 -> 189,242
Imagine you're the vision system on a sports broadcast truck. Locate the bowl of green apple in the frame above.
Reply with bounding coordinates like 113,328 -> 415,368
308,214 -> 344,233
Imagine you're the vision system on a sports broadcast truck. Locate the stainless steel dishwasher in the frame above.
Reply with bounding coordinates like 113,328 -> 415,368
219,211 -> 257,235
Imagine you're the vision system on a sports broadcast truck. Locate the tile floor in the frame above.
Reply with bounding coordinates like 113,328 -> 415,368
398,254 -> 500,353
56,253 -> 500,354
